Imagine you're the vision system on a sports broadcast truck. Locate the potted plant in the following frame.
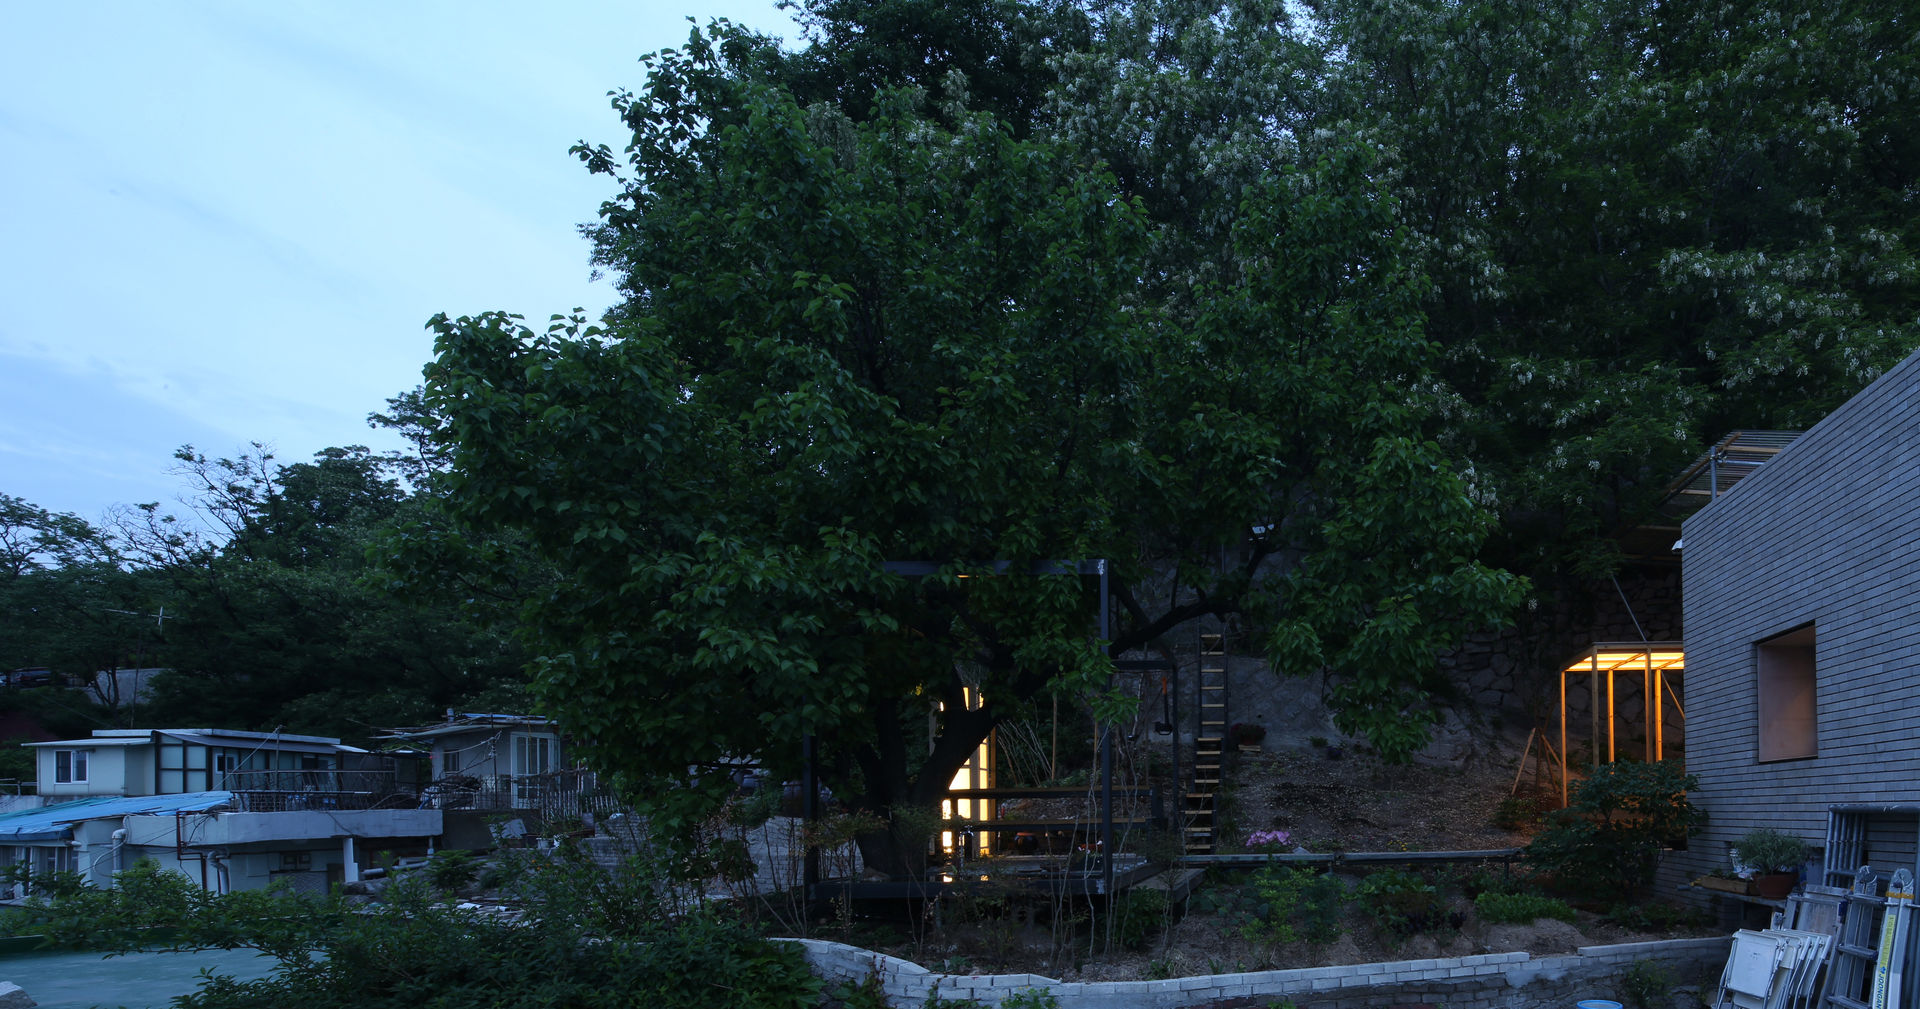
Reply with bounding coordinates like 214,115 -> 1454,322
1734,828 -> 1811,899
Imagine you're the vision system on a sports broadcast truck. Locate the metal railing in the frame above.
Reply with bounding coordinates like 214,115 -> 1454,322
220,769 -> 418,812
421,767 -> 616,817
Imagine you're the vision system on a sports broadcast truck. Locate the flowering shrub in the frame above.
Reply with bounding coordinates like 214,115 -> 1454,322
1246,830 -> 1292,851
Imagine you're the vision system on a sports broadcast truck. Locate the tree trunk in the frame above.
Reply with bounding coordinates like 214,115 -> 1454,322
849,694 -> 999,880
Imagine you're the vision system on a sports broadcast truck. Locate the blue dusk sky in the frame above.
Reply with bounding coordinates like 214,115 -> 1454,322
1,2 -> 796,523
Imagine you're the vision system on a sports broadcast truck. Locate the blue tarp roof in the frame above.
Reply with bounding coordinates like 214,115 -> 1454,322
0,792 -> 233,843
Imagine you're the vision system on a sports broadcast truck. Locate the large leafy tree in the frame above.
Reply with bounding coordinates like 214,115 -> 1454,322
1306,0 -> 1920,570
426,25 -> 1519,875
0,493 -> 153,711
126,446 -> 528,740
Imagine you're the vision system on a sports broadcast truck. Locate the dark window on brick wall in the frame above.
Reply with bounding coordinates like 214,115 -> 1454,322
1756,624 -> 1817,762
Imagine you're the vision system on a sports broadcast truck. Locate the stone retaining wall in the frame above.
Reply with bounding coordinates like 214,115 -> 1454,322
784,935 -> 1728,1009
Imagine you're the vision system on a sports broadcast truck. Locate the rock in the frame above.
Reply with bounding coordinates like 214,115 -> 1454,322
0,981 -> 35,1008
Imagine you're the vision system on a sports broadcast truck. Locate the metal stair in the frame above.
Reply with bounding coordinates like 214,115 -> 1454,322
1182,634 -> 1229,854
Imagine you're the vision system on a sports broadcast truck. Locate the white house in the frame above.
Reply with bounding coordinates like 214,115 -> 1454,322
378,712 -> 572,810
2,728 -> 440,896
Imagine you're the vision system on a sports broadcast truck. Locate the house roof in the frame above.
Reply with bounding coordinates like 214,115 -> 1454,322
25,729 -> 354,756
377,712 -> 557,742
0,791 -> 233,843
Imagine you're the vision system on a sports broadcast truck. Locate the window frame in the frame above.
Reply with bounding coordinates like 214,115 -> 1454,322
53,748 -> 91,784
1756,624 -> 1818,763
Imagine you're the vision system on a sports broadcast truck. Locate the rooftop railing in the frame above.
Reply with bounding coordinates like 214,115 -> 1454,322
220,769 -> 418,812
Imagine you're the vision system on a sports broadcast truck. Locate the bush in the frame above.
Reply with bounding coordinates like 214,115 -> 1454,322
1620,959 -> 1675,1009
1732,828 -> 1810,874
51,849 -> 819,1009
422,849 -> 480,892
1245,865 -> 1344,945
1102,888 -> 1169,951
1523,760 -> 1703,902
1355,868 -> 1448,936
1473,890 -> 1577,924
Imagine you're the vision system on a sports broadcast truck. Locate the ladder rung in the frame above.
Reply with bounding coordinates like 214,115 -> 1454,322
1836,943 -> 1876,957
1826,996 -> 1868,1009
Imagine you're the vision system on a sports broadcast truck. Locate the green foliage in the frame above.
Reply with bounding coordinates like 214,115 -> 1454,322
1244,865 -> 1344,946
45,851 -> 818,1009
422,850 -> 480,892
1101,888 -> 1168,952
0,491 -> 154,712
1620,959 -> 1676,1009
828,969 -> 892,1009
1524,761 -> 1704,901
1733,828 -> 1810,873
1473,891 -> 1577,925
107,443 -> 532,741
921,986 -> 985,1009
1312,0 -> 1920,578
1354,868 -> 1448,937
430,16 -> 1520,881
0,860 -> 338,957
999,990 -> 1060,1009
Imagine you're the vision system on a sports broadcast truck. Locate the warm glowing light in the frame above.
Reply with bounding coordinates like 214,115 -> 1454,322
1561,649 -> 1684,674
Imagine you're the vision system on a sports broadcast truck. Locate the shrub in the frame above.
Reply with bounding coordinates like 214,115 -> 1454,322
1732,828 -> 1810,874
1523,760 -> 1704,902
829,969 -> 892,1009
50,848 -> 819,1009
422,849 -> 480,892
1355,868 -> 1448,936
1473,890 -> 1577,924
1246,865 -> 1344,945
1620,959 -> 1675,1009
1103,888 -> 1169,951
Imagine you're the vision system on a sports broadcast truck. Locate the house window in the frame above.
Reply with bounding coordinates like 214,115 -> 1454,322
53,749 -> 90,784
512,734 -> 555,777
1757,625 -> 1817,762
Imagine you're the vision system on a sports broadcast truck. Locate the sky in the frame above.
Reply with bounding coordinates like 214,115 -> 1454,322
0,2 -> 797,523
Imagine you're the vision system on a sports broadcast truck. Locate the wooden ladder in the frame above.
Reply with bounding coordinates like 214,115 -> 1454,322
1183,634 -> 1229,854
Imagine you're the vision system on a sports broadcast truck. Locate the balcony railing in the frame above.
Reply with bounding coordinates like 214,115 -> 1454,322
220,769 -> 418,812
422,767 -> 617,818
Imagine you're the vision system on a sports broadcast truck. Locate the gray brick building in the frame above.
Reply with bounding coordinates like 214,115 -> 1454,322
1673,345 -> 1920,894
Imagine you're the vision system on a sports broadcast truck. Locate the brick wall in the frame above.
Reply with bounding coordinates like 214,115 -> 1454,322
783,935 -> 1729,1009
1672,347 -> 1920,894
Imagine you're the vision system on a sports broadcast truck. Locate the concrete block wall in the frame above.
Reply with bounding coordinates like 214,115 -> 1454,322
1672,346 -> 1920,893
784,935 -> 1729,1009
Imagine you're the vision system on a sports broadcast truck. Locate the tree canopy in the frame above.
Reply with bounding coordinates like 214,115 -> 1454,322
425,22 -> 1520,874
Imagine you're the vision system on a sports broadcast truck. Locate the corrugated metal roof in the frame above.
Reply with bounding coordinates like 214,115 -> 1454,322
377,713 -> 555,741
0,792 -> 233,843
154,731 -> 346,755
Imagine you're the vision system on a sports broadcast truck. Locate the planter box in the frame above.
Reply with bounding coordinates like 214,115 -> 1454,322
1693,875 -> 1754,895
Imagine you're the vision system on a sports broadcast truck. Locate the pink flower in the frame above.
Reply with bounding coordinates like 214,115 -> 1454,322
1246,829 -> 1292,850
